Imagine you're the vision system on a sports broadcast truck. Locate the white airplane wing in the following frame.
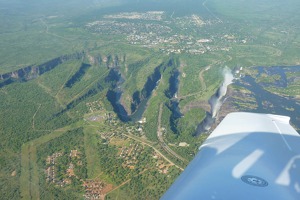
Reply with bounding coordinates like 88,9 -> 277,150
161,112 -> 300,200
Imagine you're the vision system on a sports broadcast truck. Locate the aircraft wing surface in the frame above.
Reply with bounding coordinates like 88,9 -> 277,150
161,112 -> 300,200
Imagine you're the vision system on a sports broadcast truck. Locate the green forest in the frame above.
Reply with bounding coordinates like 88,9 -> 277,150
1,0 -> 300,199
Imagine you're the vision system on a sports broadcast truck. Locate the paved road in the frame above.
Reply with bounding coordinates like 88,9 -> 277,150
122,133 -> 184,171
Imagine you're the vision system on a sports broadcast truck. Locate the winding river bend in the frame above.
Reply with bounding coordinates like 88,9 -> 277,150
106,66 -> 162,122
165,69 -> 183,134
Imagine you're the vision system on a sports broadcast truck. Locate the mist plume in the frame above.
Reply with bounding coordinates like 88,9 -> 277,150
194,67 -> 234,136
210,67 -> 234,118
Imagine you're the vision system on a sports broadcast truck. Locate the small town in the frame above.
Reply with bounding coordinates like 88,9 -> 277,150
85,12 -> 214,55
85,11 -> 251,55
44,102 -> 176,199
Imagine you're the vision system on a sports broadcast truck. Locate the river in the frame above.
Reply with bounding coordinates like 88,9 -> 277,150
194,66 -> 300,136
106,66 -> 162,122
236,66 -> 300,128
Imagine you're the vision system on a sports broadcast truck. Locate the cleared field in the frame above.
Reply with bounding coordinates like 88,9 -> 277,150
84,127 -> 106,180
20,122 -> 82,200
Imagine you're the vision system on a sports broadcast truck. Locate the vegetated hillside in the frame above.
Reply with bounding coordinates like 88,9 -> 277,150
1,0 -> 300,199
0,44 -> 212,199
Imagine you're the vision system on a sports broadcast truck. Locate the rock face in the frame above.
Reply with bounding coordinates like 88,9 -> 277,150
0,52 -> 84,87
0,65 -> 34,80
106,63 -> 163,122
214,87 -> 240,128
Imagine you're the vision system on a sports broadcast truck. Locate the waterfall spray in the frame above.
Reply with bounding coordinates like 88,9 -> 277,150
210,67 -> 234,118
194,67 -> 234,136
